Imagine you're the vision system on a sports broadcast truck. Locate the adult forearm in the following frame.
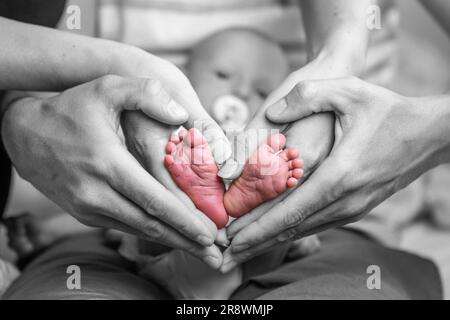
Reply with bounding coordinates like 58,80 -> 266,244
299,0 -> 372,74
411,93 -> 450,166
0,17 -> 143,91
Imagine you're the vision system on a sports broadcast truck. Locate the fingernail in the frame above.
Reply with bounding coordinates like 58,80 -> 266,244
276,232 -> 294,242
231,243 -> 250,253
211,138 -> 232,165
226,229 -> 235,240
203,255 -> 221,269
215,229 -> 230,247
197,234 -> 214,247
266,98 -> 287,119
220,259 -> 237,274
167,100 -> 188,119
217,158 -> 239,179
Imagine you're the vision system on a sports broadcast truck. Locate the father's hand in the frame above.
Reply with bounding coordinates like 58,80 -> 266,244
1,75 -> 222,268
223,77 -> 448,270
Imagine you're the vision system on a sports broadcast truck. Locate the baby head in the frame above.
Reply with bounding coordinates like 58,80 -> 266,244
186,28 -> 289,133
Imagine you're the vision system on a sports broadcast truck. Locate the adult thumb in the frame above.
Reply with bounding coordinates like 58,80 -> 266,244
102,76 -> 189,125
265,79 -> 340,124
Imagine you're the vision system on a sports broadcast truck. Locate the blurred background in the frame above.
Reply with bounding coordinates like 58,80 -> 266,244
1,0 -> 449,297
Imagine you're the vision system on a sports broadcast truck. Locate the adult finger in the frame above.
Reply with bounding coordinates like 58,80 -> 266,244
265,77 -> 360,123
81,196 -> 223,269
122,112 -> 218,235
226,121 -> 319,239
217,107 -> 287,179
220,240 -> 287,273
106,147 -> 217,247
155,70 -> 233,165
93,75 -> 189,125
186,109 -> 232,165
217,72 -> 325,179
229,155 -> 347,253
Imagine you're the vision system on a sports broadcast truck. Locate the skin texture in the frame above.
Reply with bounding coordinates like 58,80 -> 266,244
2,76 -> 223,269
186,28 -> 289,129
164,130 -> 304,228
224,133 -> 304,217
1,18 -> 232,269
218,0 -> 372,272
221,77 -> 450,272
124,30 -> 321,276
164,128 -> 228,229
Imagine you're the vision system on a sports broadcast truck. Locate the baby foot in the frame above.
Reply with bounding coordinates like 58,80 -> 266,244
164,128 -> 228,228
224,133 -> 304,217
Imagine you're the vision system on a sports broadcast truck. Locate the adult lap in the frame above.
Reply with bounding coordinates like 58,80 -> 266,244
233,229 -> 442,300
4,229 -> 441,300
3,231 -> 170,299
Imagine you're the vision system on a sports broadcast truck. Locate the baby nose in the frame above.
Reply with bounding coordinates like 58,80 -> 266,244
232,80 -> 252,101
212,95 -> 249,132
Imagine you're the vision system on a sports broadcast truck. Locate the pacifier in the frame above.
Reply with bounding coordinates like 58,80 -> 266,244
211,95 -> 249,133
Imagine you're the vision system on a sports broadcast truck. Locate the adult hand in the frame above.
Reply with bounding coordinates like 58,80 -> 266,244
122,111 -> 224,265
115,49 -> 232,165
220,54 -> 352,248
223,77 -> 450,271
218,58 -> 338,180
218,58 -> 339,272
1,75 -> 222,268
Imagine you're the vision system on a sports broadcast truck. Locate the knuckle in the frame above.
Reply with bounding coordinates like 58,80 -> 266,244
344,210 -> 366,224
282,207 -> 306,228
142,219 -> 166,241
344,76 -> 367,96
72,187 -> 104,216
294,80 -> 317,101
142,78 -> 165,97
75,215 -> 98,228
94,75 -> 122,94
142,194 -> 168,219
196,117 -> 219,135
278,228 -> 298,242
342,199 -> 369,222
290,232 -> 303,242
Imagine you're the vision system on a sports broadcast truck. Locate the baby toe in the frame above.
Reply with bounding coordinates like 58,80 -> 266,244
292,168 -> 304,179
287,177 -> 298,188
267,133 -> 286,152
170,134 -> 180,144
178,130 -> 188,140
186,128 -> 207,147
166,142 -> 176,154
286,148 -> 299,160
289,158 -> 304,169
164,154 -> 174,167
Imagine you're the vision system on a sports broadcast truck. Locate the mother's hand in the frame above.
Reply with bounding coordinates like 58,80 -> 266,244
1,75 -> 222,268
223,77 -> 450,270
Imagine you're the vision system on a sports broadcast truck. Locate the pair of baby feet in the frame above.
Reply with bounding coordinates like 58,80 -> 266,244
164,128 -> 304,229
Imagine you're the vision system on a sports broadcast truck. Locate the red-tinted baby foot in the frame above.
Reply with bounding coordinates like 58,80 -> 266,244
164,128 -> 228,228
224,133 -> 304,217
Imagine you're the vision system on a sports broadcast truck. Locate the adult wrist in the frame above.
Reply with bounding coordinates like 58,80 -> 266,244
107,42 -> 152,78
409,94 -> 450,165
311,29 -> 368,77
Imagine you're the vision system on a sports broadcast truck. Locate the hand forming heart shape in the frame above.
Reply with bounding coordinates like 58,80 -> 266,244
164,128 -> 304,229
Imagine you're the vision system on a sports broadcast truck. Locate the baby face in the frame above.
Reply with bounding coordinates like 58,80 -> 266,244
186,30 -> 289,132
